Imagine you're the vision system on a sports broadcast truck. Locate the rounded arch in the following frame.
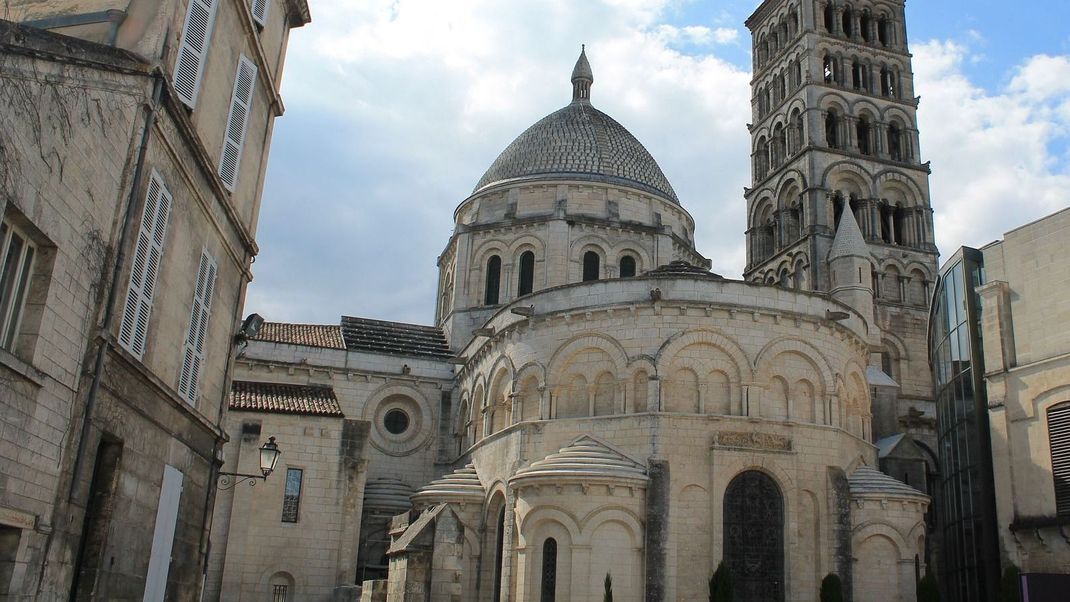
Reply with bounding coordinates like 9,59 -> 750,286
578,506 -> 645,545
823,162 -> 876,197
517,505 -> 582,544
655,329 -> 753,382
876,172 -> 926,205
547,332 -> 630,382
722,469 -> 786,601
507,234 -> 546,256
754,337 -> 835,393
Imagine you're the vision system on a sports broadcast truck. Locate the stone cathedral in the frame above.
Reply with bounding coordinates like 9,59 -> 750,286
207,1 -> 941,601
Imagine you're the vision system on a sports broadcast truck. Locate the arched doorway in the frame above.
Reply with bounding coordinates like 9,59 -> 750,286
723,470 -> 784,601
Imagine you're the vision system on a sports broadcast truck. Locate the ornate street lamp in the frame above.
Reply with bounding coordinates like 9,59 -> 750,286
217,437 -> 282,490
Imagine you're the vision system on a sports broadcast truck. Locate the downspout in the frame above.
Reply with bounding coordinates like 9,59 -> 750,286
67,70 -> 164,503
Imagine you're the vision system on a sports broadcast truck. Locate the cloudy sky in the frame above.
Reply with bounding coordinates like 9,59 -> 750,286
245,0 -> 1070,326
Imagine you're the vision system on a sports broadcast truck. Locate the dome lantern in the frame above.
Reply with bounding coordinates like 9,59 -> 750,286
571,45 -> 593,103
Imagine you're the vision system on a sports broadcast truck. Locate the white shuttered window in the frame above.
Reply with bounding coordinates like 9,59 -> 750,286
250,0 -> 270,26
119,171 -> 172,359
177,250 -> 217,405
174,0 -> 218,108
219,55 -> 258,191
1050,402 -> 1070,516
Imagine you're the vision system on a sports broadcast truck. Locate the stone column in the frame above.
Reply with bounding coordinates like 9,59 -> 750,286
498,492 -> 518,602
644,460 -> 670,602
538,385 -> 549,420
649,376 -> 662,412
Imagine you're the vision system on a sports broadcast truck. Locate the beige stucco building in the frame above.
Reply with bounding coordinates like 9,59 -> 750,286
0,0 -> 308,599
208,2 -> 939,596
980,208 -> 1070,577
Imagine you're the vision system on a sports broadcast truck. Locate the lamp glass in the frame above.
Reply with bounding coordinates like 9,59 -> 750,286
259,436 -> 281,477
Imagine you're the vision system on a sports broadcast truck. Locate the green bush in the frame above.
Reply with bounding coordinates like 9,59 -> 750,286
820,573 -> 843,602
999,565 -> 1021,602
603,573 -> 612,602
917,572 -> 940,602
709,561 -> 734,602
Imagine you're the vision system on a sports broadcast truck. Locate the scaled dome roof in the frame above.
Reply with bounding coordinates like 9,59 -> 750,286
473,47 -> 680,204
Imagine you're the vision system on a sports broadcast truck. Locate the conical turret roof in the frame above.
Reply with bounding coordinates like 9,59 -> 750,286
828,206 -> 869,260
411,464 -> 485,505
510,435 -> 648,487
571,45 -> 593,83
848,466 -> 929,501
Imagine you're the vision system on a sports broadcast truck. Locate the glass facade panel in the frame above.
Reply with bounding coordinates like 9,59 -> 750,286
928,248 -> 999,602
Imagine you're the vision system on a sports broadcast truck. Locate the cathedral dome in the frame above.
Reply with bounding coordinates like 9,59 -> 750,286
473,48 -> 679,204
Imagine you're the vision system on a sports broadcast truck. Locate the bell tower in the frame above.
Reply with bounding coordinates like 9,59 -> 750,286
742,0 -> 939,444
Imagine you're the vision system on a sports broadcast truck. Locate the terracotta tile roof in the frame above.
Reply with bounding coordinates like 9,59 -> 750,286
252,322 -> 345,349
341,316 -> 452,359
229,381 -> 343,417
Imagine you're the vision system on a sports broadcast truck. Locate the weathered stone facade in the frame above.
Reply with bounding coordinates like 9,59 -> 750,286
0,0 -> 308,599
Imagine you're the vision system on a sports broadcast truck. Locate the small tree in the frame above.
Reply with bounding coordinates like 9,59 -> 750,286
917,572 -> 940,602
709,561 -> 734,602
603,573 -> 613,602
999,565 -> 1021,602
820,573 -> 844,602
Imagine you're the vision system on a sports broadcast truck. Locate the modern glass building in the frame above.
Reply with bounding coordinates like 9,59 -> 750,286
928,247 -> 1000,602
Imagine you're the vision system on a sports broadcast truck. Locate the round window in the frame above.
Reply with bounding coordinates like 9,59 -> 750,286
384,409 -> 410,435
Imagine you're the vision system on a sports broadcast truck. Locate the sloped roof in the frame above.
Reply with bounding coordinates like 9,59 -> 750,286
875,434 -> 906,459
253,322 -> 345,349
229,381 -> 343,417
511,435 -> 647,487
387,504 -> 446,555
848,466 -> 928,501
341,316 -> 452,359
411,464 -> 485,505
866,366 -> 899,388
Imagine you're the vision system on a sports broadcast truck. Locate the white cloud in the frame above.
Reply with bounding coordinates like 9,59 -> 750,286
914,42 -> 1070,255
1008,54 -> 1070,101
246,3 -> 1070,326
248,0 -> 751,324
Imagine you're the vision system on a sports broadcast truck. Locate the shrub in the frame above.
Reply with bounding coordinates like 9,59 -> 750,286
820,573 -> 843,602
709,561 -> 734,602
603,573 -> 612,602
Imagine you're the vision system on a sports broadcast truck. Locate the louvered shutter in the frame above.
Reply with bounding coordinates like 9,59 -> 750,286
250,0 -> 269,26
1050,402 -> 1070,515
174,0 -> 218,108
219,56 -> 258,191
178,250 -> 217,405
119,171 -> 172,359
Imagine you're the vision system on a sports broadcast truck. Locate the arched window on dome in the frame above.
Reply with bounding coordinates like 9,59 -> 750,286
824,3 -> 835,33
541,538 -> 558,602
484,255 -> 501,305
518,251 -> 535,296
582,251 -> 600,282
619,255 -> 637,278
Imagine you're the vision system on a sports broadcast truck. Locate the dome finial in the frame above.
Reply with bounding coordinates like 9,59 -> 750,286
571,45 -> 593,103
